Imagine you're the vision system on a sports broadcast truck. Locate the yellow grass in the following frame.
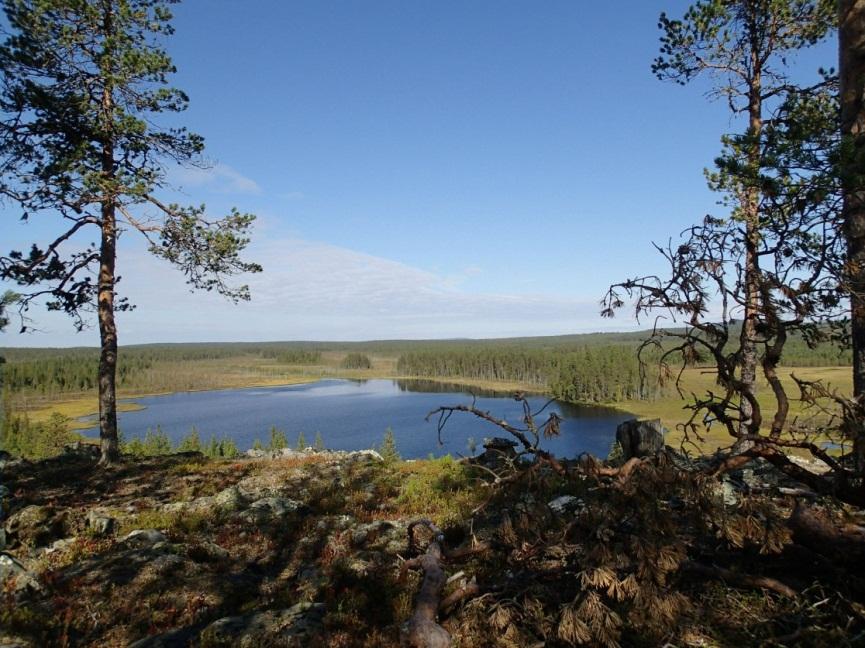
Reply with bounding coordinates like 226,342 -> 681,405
611,366 -> 852,450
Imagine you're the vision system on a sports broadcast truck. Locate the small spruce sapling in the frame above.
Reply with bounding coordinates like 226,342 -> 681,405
380,427 -> 400,464
269,426 -> 288,452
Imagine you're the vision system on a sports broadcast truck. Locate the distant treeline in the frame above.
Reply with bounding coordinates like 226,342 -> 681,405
0,328 -> 851,400
260,349 -> 322,364
396,346 -> 646,403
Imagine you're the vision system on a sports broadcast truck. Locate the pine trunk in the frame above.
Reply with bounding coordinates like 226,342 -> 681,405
97,2 -> 119,466
840,0 -> 865,473
736,29 -> 763,445
97,199 -> 119,465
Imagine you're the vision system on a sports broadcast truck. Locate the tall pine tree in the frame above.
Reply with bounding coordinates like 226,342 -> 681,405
0,0 -> 261,464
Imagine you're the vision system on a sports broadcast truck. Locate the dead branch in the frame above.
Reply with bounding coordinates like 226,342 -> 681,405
402,520 -> 451,648
680,560 -> 798,599
440,578 -> 480,615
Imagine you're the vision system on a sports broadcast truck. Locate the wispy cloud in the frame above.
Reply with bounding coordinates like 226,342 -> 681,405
171,163 -> 262,195
0,238 -> 620,346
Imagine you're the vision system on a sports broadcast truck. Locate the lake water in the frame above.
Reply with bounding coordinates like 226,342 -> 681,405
79,379 -> 632,459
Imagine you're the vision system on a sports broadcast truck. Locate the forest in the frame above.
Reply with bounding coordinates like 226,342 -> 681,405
1,327 -> 850,403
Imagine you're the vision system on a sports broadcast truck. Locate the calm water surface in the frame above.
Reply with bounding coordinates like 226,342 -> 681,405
79,379 -> 632,459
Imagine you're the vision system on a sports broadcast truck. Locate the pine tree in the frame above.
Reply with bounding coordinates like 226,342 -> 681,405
295,431 -> 307,452
380,427 -> 400,464
269,426 -> 287,451
0,0 -> 261,465
653,0 -> 835,438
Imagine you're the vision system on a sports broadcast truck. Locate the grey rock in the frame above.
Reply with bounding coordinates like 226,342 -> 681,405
715,478 -> 739,506
347,449 -> 383,461
238,497 -> 300,524
147,554 -> 185,576
0,553 -> 41,594
548,495 -> 584,515
201,602 -> 325,647
63,441 -> 100,459
213,486 -> 245,511
615,419 -> 666,460
350,520 -> 395,548
47,537 -> 77,553
0,456 -> 26,471
4,504 -> 63,548
123,529 -> 168,547
86,509 -> 117,537
188,541 -> 229,563
0,634 -> 34,648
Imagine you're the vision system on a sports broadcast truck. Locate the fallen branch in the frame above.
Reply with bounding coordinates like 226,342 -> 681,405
440,577 -> 480,615
681,560 -> 798,599
402,520 -> 451,648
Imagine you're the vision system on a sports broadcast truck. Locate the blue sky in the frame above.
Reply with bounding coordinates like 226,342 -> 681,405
1,1 -> 837,345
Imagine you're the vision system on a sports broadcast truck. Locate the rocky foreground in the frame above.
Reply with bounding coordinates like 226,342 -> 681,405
1,440 -> 864,647
0,445 -> 442,647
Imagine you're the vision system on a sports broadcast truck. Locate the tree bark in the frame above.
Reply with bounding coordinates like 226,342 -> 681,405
735,12 -> 764,447
97,2 -> 119,465
841,0 -> 865,475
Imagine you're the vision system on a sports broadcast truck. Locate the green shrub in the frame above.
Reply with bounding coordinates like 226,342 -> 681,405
142,426 -> 172,455
0,412 -> 80,459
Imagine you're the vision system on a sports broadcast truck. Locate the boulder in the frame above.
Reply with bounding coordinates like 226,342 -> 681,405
188,541 -> 230,563
86,509 -> 117,537
213,486 -> 245,511
237,497 -> 300,525
63,441 -> 100,459
4,504 -> 64,548
122,529 -> 168,547
548,495 -> 584,515
200,602 -> 325,647
0,553 -> 41,594
615,419 -> 666,460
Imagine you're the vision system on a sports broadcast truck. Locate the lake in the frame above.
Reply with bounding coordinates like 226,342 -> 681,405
79,379 -> 632,459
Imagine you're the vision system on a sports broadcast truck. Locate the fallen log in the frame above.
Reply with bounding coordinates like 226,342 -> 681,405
402,520 -> 451,648
788,502 -> 865,567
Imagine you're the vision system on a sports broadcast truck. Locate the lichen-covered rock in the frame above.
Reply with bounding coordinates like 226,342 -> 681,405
188,540 -> 229,563
548,495 -> 584,515
4,504 -> 65,548
237,497 -> 300,525
351,520 -> 395,548
0,553 -> 41,594
86,509 -> 117,537
200,602 -> 325,647
122,528 -> 168,547
62,441 -> 100,460
213,485 -> 245,511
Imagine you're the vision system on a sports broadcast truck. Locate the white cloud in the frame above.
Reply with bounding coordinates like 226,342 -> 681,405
0,238 -> 622,346
171,163 -> 262,195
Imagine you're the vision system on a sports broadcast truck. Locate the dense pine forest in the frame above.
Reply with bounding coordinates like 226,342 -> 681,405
1,328 -> 851,405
